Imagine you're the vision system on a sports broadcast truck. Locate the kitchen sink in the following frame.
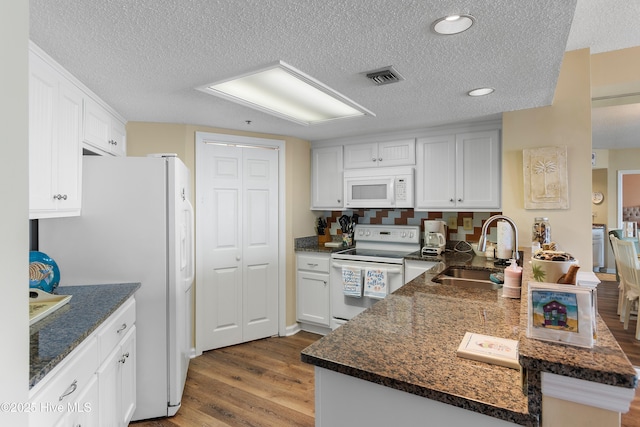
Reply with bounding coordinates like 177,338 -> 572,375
432,267 -> 502,290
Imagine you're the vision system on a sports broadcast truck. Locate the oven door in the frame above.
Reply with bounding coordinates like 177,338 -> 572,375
330,258 -> 404,324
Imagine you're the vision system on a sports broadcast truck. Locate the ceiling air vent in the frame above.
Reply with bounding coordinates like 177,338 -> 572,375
364,66 -> 404,86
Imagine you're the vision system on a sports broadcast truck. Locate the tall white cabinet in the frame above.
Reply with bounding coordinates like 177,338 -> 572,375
311,145 -> 344,209
29,50 -> 83,219
416,130 -> 500,210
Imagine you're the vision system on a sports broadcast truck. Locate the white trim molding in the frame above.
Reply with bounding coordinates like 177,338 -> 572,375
541,372 -> 636,413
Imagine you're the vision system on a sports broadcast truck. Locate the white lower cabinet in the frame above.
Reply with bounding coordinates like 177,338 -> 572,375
29,297 -> 136,426
98,326 -> 136,427
297,253 -> 331,329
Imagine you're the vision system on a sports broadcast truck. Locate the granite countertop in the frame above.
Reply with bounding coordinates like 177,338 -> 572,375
301,249 -> 637,426
294,235 -> 353,253
30,283 -> 140,389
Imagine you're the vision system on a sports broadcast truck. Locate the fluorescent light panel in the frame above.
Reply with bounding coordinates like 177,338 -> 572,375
200,61 -> 374,125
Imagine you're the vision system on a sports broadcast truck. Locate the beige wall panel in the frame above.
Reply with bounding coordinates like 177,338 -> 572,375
503,49 -> 593,268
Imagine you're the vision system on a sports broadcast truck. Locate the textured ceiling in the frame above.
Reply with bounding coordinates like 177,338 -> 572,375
28,0 -> 640,147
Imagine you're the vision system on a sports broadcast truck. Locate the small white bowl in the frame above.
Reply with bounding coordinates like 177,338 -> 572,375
530,258 -> 578,283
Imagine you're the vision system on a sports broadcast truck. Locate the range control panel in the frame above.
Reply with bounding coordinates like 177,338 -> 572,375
354,224 -> 420,244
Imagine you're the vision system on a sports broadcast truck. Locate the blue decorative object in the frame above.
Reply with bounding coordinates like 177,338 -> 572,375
29,251 -> 60,293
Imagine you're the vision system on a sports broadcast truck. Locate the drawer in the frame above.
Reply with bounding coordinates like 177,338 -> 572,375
29,337 -> 98,426
297,254 -> 330,273
97,297 -> 136,364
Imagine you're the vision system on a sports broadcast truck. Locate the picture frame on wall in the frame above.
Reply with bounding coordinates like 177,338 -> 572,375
523,146 -> 569,209
527,282 -> 596,348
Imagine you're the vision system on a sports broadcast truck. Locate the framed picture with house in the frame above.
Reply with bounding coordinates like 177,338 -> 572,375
527,282 -> 596,348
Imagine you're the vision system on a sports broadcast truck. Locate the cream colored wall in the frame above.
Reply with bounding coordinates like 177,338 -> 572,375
126,122 -> 315,328
502,49 -> 593,268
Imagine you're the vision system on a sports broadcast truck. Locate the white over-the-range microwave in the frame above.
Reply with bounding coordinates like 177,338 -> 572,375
343,166 -> 414,208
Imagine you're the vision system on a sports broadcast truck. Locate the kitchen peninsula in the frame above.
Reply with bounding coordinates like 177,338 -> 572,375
301,252 -> 637,427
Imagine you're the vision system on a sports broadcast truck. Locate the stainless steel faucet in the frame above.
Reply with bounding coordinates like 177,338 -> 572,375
477,215 -> 520,263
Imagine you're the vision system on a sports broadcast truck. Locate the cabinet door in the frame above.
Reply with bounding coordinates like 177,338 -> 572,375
29,52 -> 83,218
344,143 -> 378,169
377,139 -> 415,167
97,325 -> 136,427
55,81 -> 83,214
29,53 -> 57,213
455,130 -> 500,209
97,345 -> 120,427
110,118 -> 127,157
84,98 -> 112,153
297,270 -> 330,326
311,146 -> 344,209
119,326 -> 136,426
415,135 -> 456,209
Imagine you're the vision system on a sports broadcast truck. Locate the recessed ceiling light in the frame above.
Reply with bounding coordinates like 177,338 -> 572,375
467,87 -> 495,97
432,14 -> 475,35
197,61 -> 374,126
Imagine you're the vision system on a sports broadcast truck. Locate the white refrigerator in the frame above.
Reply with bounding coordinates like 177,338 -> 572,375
39,154 -> 195,421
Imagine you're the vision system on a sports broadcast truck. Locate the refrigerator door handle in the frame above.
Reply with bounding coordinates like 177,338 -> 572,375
184,198 -> 195,289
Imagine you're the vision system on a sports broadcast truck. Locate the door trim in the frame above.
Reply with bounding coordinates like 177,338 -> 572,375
194,131 -> 286,354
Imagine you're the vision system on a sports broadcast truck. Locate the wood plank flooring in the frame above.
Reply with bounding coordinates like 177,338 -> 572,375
130,331 -> 319,427
131,278 -> 640,427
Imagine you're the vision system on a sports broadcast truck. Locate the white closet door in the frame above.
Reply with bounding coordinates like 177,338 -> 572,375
197,140 -> 279,351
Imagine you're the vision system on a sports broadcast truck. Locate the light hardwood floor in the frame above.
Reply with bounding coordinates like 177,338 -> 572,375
131,278 -> 640,427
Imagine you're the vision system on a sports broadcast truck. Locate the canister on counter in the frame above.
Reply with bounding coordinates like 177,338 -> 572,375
532,217 -> 551,245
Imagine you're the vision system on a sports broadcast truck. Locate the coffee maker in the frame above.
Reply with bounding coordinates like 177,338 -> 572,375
422,220 -> 447,256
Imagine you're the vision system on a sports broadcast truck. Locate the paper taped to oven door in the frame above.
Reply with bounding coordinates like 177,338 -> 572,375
342,266 -> 363,297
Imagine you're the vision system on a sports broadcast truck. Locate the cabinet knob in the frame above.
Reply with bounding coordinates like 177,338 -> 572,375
458,198 -> 462,202
372,158 -> 377,162
378,158 -> 383,161
236,255 -> 241,261
337,199 -> 341,203
449,198 -> 454,202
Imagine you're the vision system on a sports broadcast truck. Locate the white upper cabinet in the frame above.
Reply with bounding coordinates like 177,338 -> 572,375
84,97 -> 127,157
311,145 -> 344,209
343,139 -> 415,169
29,50 -> 83,219
29,42 -> 127,218
416,130 -> 500,210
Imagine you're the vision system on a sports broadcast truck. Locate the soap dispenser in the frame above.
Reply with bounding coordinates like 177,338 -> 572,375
502,259 -> 522,298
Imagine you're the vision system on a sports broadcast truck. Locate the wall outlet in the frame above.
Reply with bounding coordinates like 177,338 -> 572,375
463,217 -> 473,230
447,216 -> 458,229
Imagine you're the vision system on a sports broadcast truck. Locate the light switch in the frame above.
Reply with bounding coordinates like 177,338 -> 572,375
463,217 -> 473,230
447,216 -> 458,229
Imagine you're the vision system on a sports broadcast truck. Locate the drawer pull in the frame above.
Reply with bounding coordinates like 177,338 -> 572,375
306,263 -> 318,267
59,380 -> 77,401
116,323 -> 127,333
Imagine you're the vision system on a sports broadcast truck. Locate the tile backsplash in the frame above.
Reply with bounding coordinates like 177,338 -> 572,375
318,209 -> 502,244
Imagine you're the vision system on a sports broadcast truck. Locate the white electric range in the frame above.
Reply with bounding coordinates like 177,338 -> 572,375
330,224 -> 420,329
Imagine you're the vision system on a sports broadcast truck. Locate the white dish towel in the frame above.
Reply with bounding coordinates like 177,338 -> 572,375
364,268 -> 388,299
342,266 -> 362,297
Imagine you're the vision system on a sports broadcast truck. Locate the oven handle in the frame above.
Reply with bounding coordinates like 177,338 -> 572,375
331,262 -> 403,275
